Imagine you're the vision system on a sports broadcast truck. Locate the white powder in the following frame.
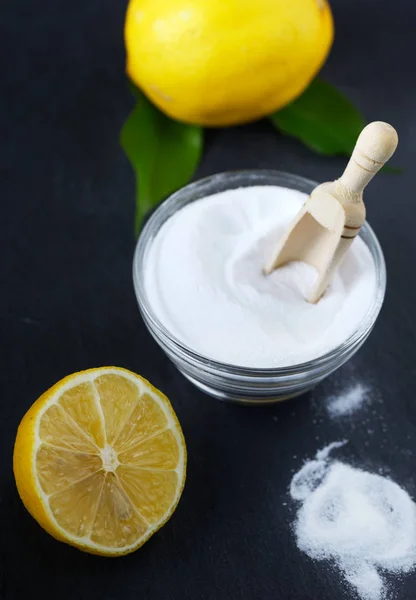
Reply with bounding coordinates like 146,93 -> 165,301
327,383 -> 370,417
143,186 -> 377,367
290,443 -> 416,600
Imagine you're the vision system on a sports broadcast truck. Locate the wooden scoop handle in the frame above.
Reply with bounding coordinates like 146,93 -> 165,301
339,121 -> 398,194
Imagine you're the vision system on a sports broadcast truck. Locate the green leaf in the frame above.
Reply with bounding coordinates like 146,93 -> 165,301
120,87 -> 204,235
269,78 -> 366,156
381,164 -> 404,174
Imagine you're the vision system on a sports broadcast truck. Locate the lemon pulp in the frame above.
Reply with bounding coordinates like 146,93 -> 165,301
14,368 -> 186,555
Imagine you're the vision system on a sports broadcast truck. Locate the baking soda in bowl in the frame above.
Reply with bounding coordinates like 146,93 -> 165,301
143,185 -> 377,369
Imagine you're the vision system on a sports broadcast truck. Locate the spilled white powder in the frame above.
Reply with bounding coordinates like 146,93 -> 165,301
290,442 -> 416,600
144,185 -> 377,367
327,382 -> 370,417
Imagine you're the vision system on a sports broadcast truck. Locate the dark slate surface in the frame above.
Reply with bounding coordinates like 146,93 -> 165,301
1,0 -> 416,598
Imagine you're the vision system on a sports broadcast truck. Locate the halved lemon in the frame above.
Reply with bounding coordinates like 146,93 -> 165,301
13,367 -> 186,556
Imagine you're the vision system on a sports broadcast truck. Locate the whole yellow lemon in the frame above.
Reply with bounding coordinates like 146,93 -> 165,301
125,0 -> 334,127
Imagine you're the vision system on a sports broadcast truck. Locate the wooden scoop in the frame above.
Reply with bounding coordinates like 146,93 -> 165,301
264,121 -> 398,303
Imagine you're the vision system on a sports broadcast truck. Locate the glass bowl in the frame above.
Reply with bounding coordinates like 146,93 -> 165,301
133,171 -> 386,405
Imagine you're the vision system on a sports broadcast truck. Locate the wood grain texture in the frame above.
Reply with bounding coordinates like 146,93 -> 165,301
1,0 -> 416,599
265,122 -> 397,302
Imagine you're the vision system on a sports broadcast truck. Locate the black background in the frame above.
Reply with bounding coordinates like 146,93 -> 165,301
2,0 -> 416,599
